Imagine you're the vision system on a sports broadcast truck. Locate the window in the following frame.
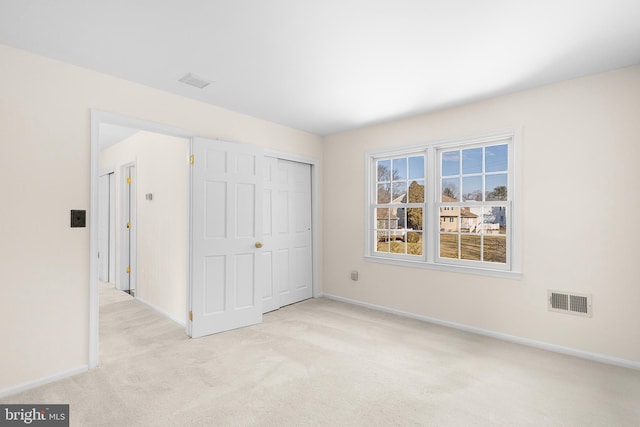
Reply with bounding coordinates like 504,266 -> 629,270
438,143 -> 509,266
365,130 -> 521,277
374,154 -> 425,256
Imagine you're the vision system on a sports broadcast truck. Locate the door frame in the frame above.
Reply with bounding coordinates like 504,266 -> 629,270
119,162 -> 136,294
89,111 -> 320,368
98,169 -> 115,283
89,110 -> 194,369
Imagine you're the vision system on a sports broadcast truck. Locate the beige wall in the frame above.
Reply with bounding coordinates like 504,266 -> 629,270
1,40 -> 638,395
323,65 -> 640,363
0,44 -> 323,392
100,131 -> 189,324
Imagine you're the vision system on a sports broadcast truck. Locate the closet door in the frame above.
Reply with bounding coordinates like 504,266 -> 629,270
262,158 -> 313,313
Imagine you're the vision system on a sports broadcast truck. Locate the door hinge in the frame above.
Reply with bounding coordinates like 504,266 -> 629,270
126,177 -> 132,184
190,154 -> 195,165
126,266 -> 131,274
189,311 -> 193,321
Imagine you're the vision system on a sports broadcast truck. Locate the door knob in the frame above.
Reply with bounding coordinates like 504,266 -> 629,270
255,242 -> 263,248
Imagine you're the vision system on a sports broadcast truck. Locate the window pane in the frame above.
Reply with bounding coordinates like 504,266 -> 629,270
390,240 -> 406,254
484,235 -> 506,263
376,208 -> 390,229
460,206 -> 482,233
461,235 -> 481,261
392,182 -> 407,202
485,144 -> 508,172
408,180 -> 424,203
377,183 -> 391,203
407,208 -> 423,230
376,232 -> 390,253
398,208 -> 407,231
408,156 -> 424,179
441,178 -> 459,201
439,207 -> 459,232
462,147 -> 482,174
406,232 -> 422,255
485,174 -> 508,201
440,234 -> 459,259
377,160 -> 391,182
462,176 -> 482,201
392,158 -> 407,181
483,206 -> 507,234
441,151 -> 460,176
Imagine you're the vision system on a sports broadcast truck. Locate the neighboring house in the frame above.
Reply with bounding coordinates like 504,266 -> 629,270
440,194 -> 479,232
439,195 -> 507,234
377,194 -> 407,241
488,206 -> 507,231
440,205 -> 479,232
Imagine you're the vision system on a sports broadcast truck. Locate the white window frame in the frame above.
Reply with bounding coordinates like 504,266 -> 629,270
364,129 -> 522,279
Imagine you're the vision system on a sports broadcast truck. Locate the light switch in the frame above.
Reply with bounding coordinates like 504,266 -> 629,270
71,210 -> 86,228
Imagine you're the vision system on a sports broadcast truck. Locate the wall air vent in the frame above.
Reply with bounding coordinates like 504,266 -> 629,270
548,290 -> 592,317
179,73 -> 212,89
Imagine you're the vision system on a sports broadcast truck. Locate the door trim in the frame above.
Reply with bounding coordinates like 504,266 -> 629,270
119,162 -> 136,293
98,169 -> 115,283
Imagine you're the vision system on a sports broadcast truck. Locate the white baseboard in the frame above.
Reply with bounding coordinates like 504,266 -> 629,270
0,365 -> 88,399
322,293 -> 640,371
135,297 -> 186,327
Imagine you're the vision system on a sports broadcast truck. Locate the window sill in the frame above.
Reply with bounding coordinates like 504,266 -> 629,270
364,255 -> 523,280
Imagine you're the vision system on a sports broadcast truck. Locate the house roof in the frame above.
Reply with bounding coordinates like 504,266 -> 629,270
377,208 -> 397,221
461,208 -> 478,218
392,193 -> 407,204
439,206 -> 479,218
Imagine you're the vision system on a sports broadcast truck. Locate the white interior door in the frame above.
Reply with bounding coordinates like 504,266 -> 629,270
190,137 -> 263,338
262,158 -> 313,313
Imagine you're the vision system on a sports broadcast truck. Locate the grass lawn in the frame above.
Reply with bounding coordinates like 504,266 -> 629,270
377,237 -> 422,255
440,233 -> 506,263
376,233 -> 506,263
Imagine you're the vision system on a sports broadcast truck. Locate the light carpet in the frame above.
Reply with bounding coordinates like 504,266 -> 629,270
2,284 -> 640,426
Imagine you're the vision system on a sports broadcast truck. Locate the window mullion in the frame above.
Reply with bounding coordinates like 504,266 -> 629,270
426,146 -> 436,263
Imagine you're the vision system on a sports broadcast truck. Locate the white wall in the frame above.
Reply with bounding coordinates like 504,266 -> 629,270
323,65 -> 640,364
100,131 -> 189,324
0,44 -> 323,393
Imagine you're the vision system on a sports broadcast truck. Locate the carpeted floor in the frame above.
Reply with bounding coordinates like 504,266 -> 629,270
3,283 -> 640,426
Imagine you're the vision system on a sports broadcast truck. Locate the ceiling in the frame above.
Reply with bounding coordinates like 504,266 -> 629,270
1,1 -> 639,136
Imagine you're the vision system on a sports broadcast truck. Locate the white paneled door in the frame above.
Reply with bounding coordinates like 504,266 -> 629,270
190,138 -> 263,338
262,157 -> 313,313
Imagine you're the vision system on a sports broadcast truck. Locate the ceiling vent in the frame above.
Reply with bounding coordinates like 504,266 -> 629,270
179,73 -> 212,89
548,290 -> 592,318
